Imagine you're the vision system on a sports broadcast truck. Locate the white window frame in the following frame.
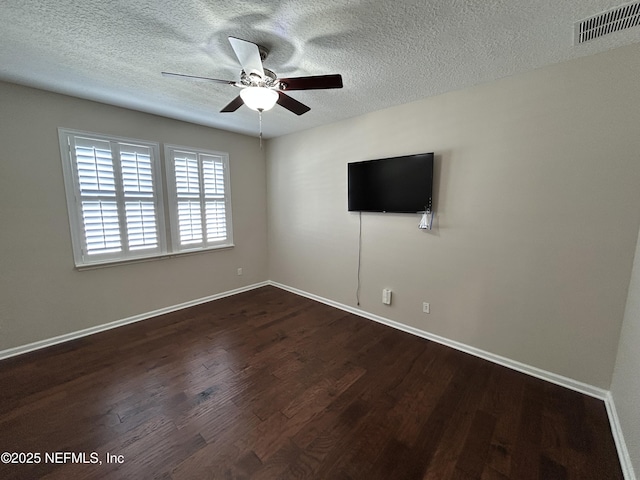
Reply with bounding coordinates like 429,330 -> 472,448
58,128 -> 234,269
164,144 -> 234,253
59,128 -> 167,267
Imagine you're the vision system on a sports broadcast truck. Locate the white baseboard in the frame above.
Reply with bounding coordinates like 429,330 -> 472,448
268,281 -> 607,399
605,392 -> 637,480
0,281 -> 269,361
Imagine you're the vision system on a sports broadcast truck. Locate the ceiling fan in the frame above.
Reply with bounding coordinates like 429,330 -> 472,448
162,36 -> 343,116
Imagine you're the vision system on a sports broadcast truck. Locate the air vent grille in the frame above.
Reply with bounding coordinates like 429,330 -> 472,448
575,1 -> 640,44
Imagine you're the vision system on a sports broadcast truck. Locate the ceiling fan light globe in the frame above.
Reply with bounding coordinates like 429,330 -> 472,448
240,87 -> 278,112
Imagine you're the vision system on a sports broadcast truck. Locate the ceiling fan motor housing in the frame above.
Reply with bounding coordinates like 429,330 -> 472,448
241,68 -> 278,88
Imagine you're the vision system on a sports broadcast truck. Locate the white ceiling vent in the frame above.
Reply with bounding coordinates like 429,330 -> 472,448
575,1 -> 640,44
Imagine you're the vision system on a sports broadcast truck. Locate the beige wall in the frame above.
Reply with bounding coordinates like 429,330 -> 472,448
0,82 -> 268,351
611,221 -> 640,477
267,43 -> 640,389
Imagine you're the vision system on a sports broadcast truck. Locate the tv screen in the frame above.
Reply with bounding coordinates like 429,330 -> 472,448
348,152 -> 434,213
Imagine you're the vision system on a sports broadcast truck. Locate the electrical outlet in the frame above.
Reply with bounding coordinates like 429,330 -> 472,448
237,268 -> 243,276
422,302 -> 430,314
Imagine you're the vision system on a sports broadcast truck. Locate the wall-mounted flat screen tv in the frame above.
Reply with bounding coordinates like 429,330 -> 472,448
348,152 -> 434,213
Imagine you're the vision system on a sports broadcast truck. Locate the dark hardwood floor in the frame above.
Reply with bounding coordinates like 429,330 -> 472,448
0,286 -> 623,479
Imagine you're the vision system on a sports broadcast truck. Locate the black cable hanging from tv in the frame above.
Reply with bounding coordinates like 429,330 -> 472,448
356,211 -> 362,306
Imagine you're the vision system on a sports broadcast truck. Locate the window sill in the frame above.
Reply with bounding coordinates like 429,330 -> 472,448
75,244 -> 235,271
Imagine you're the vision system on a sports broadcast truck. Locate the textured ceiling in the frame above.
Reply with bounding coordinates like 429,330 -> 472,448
1,0 -> 639,138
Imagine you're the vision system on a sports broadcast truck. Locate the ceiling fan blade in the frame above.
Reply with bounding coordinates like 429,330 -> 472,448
278,74 -> 343,91
277,92 -> 310,116
161,71 -> 236,85
228,37 -> 264,78
220,95 -> 244,113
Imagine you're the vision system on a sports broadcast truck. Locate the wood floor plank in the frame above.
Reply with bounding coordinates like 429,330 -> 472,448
0,286 -> 624,480
479,367 -> 526,478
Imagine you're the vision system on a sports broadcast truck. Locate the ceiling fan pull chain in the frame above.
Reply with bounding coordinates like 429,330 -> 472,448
259,109 -> 263,149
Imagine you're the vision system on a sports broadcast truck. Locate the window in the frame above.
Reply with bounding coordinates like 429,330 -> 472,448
165,145 -> 233,252
59,129 -> 233,267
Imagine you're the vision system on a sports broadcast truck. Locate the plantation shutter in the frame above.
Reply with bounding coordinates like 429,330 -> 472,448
175,151 -> 204,245
61,130 -> 164,265
74,137 -> 121,255
202,155 -> 228,242
120,143 -> 159,251
166,146 -> 232,251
